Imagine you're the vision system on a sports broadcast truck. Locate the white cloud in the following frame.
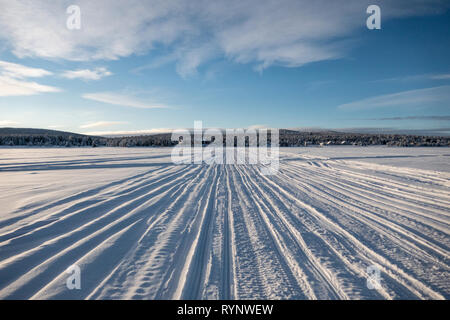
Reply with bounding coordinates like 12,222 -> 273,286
430,74 -> 450,80
247,124 -> 269,130
0,120 -> 20,126
0,60 -> 52,78
84,128 -> 172,136
374,73 -> 450,82
0,60 -> 60,96
62,67 -> 112,80
337,85 -> 450,110
82,92 -> 169,109
80,121 -> 127,129
0,76 -> 60,96
0,0 -> 448,76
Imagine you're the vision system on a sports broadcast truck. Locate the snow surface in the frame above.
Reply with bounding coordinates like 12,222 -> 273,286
0,147 -> 449,299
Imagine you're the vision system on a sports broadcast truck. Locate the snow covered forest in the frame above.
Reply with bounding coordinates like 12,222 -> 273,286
1,128 -> 449,148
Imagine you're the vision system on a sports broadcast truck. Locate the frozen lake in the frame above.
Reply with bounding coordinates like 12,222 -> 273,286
0,146 -> 449,299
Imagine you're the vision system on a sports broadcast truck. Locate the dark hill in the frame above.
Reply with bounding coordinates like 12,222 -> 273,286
0,127 -> 91,138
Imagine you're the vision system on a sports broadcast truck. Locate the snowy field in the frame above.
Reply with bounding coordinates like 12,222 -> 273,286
0,146 -> 449,300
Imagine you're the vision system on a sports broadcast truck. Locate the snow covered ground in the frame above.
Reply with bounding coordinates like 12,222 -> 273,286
0,146 -> 448,300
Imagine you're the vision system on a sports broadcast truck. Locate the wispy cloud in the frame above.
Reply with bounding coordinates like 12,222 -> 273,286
1,1 -> 448,76
0,60 -> 52,78
373,73 -> 450,83
430,74 -> 450,80
0,60 -> 60,96
62,67 -> 112,80
0,120 -> 20,126
365,115 -> 450,121
334,127 -> 450,136
0,76 -> 60,96
82,92 -> 170,109
80,121 -> 128,129
337,85 -> 450,111
47,125 -> 65,129
247,124 -> 269,130
83,128 -> 172,136
289,126 -> 450,136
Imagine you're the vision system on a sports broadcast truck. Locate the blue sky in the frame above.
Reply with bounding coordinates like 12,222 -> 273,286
0,0 -> 449,136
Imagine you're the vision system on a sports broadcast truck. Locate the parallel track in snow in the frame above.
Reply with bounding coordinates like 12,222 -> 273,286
0,148 -> 448,299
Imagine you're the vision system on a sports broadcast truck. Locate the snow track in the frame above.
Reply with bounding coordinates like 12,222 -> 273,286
0,147 -> 448,299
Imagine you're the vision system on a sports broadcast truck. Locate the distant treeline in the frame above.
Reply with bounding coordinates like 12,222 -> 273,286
0,128 -> 103,147
0,128 -> 449,147
0,128 -> 175,147
277,130 -> 450,147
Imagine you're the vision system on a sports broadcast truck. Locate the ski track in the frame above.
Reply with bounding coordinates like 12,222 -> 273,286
0,147 -> 449,300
